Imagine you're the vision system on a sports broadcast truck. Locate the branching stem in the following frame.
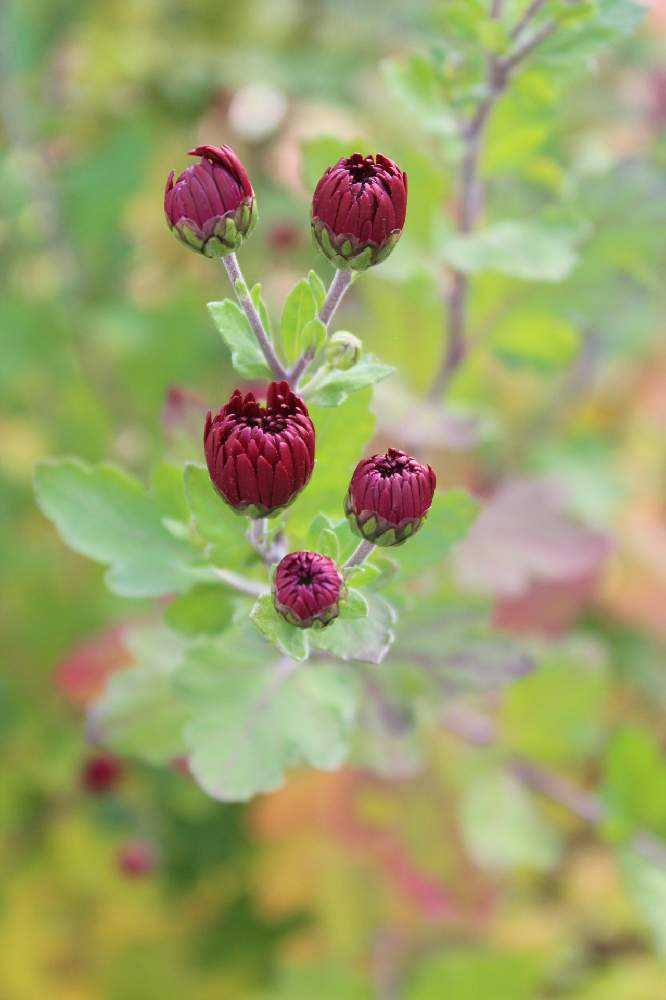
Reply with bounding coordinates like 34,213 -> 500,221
221,253 -> 289,381
290,269 -> 353,386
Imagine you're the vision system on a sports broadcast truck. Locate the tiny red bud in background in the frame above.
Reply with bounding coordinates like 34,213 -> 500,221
205,381 -> 315,518
345,448 -> 436,546
164,144 -> 257,257
117,839 -> 157,879
312,152 -> 407,271
274,551 -> 344,629
80,752 -> 123,794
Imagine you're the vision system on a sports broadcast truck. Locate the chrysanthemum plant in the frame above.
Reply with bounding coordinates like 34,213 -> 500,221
35,143 -> 487,800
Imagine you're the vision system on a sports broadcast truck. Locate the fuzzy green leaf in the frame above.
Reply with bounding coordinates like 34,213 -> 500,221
208,299 -> 271,379
34,459 -> 199,597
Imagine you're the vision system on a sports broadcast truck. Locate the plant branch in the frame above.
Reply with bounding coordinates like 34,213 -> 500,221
344,539 -> 375,569
220,253 -> 289,381
441,706 -> 666,869
428,1 -> 561,400
210,567 -> 266,598
290,268 -> 353,385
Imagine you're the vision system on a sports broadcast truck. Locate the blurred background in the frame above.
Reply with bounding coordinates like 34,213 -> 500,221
1,0 -> 665,996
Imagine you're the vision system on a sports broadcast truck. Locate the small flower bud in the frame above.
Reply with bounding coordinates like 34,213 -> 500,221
326,331 -> 362,370
117,839 -> 157,879
312,153 -> 407,271
164,144 -> 257,258
80,752 -> 123,794
273,551 -> 344,628
345,448 -> 436,546
204,381 -> 315,518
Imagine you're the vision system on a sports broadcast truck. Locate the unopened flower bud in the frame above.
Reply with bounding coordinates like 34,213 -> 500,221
345,447 -> 436,546
164,144 -> 257,258
312,153 -> 407,271
273,551 -> 344,628
326,331 -> 362,370
80,752 -> 123,794
204,381 -> 315,518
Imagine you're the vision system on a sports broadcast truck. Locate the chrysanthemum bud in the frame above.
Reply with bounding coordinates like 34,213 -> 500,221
164,144 -> 257,258
345,447 -> 436,546
273,551 -> 344,628
204,381 -> 315,517
326,331 -> 362,370
80,752 -> 123,794
117,839 -> 157,879
312,153 -> 407,271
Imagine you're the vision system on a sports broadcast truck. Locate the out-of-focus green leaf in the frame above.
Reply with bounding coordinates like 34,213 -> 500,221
302,357 -> 395,406
490,310 -> 580,371
501,641 -> 607,764
392,490 -> 479,581
602,727 -> 666,842
618,847 -> 666,957
34,459 -> 198,597
407,947 -> 544,1000
183,463 -> 252,568
441,221 -> 581,281
208,299 -> 272,379
250,594 -> 309,662
310,595 -> 396,664
176,632 -> 358,801
459,768 -> 562,872
91,625 -> 189,764
165,585 -> 235,636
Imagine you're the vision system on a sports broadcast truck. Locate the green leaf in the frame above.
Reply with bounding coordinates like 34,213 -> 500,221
393,490 -> 479,581
280,278 -> 317,362
618,846 -> 666,957
175,631 -> 358,800
183,463 -> 252,568
339,588 -> 369,620
307,269 -> 327,312
602,726 -> 666,842
440,221 -> 581,282
207,299 -> 271,379
382,54 -> 458,138
407,948 -> 544,1000
90,625 -> 189,764
165,585 -> 235,636
490,310 -> 580,371
300,317 -> 327,356
500,642 -> 607,765
34,459 -> 198,598
151,461 -> 189,523
250,593 -> 309,662
250,283 -> 272,336
310,595 -> 396,664
459,769 -> 562,872
302,357 -> 395,407
291,391 -> 375,530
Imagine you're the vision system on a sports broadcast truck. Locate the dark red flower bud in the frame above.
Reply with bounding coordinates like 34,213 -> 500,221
117,839 -> 157,879
204,381 -> 315,517
312,152 -> 407,271
273,551 -> 344,628
80,752 -> 123,794
164,144 -> 257,257
345,448 -> 436,546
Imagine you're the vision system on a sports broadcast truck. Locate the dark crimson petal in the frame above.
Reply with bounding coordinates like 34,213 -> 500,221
274,551 -> 343,628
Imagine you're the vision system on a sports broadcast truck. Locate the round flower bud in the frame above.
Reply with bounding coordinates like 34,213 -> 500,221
345,447 -> 436,546
164,144 -> 257,258
312,152 -> 407,271
204,381 -> 315,518
273,551 -> 344,629
117,839 -> 157,879
326,331 -> 362,370
80,752 -> 123,794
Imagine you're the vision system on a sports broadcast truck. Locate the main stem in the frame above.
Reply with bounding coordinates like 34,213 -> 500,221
221,253 -> 289,381
290,268 -> 353,385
